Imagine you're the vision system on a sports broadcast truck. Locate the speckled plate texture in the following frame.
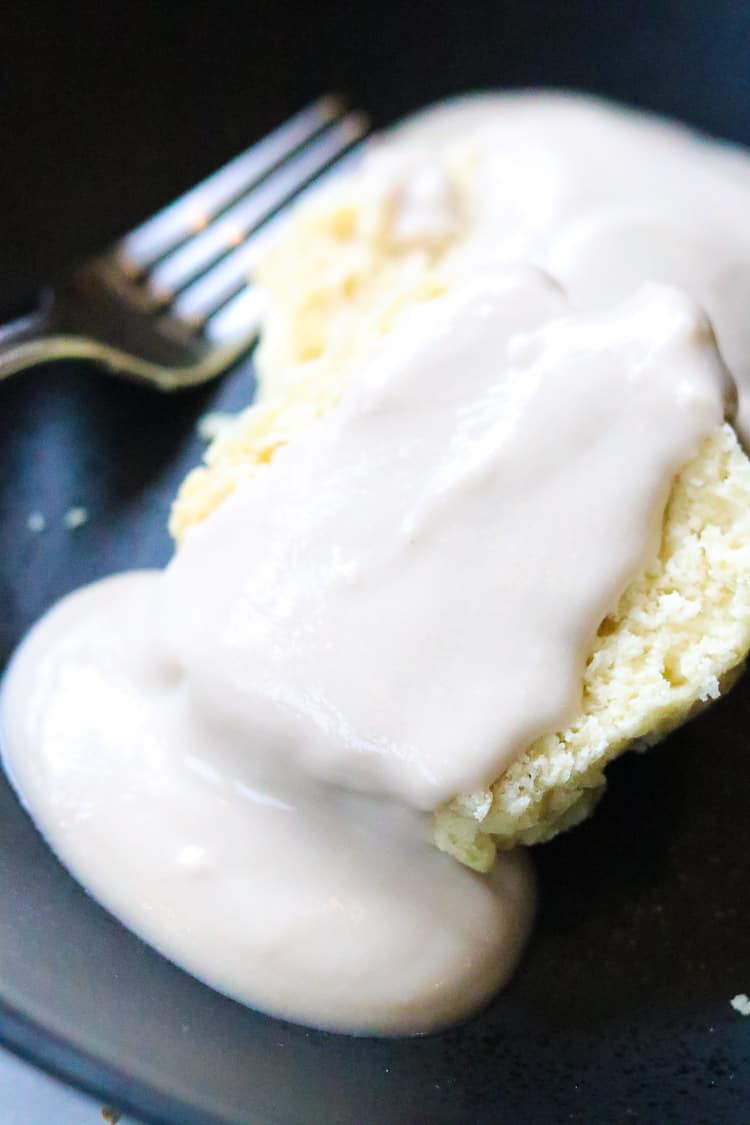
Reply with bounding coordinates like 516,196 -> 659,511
0,355 -> 748,1125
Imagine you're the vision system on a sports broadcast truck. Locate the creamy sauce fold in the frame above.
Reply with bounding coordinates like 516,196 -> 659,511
0,270 -> 729,1033
366,93 -> 750,440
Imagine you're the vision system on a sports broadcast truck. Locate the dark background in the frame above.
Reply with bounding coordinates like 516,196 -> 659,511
2,1 -> 750,312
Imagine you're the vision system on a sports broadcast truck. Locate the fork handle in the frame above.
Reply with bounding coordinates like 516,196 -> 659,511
0,300 -> 92,381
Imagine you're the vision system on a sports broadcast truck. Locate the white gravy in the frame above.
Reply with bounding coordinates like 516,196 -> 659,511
0,270 -> 729,1033
364,92 -> 750,441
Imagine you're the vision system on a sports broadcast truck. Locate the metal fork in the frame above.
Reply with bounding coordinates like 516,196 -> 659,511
0,96 -> 370,391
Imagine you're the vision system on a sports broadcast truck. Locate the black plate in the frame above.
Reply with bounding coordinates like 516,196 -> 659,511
2,4 -> 750,1121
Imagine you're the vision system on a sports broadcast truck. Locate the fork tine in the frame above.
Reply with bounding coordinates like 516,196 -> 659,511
173,140 -> 370,324
172,229 -> 276,325
116,95 -> 347,274
149,112 -> 369,301
204,286 -> 266,344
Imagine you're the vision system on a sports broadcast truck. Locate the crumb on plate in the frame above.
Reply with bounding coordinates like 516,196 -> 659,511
63,506 -> 89,530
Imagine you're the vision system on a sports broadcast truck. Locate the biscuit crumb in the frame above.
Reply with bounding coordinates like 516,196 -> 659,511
730,993 -> 750,1016
63,506 -> 89,530
197,412 -> 235,442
